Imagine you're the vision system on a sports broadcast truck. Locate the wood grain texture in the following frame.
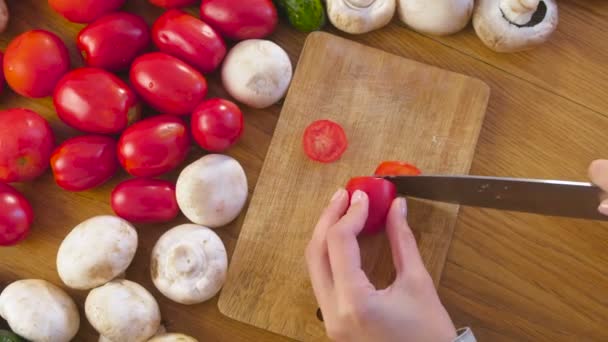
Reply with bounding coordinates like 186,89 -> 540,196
218,32 -> 490,341
0,0 -> 607,341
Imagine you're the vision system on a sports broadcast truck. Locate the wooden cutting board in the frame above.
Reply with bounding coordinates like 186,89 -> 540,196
218,32 -> 490,341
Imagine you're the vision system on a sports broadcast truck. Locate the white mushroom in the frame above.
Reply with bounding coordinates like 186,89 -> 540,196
326,0 -> 396,34
57,215 -> 138,290
397,0 -> 474,36
151,224 -> 228,305
473,0 -> 559,52
85,279 -> 161,342
148,333 -> 199,342
176,154 -> 248,228
0,279 -> 79,342
221,39 -> 293,109
102,325 -> 167,342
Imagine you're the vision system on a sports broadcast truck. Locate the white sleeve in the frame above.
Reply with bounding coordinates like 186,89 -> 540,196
453,327 -> 476,342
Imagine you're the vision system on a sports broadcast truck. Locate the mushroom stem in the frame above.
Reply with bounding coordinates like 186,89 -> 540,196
500,0 -> 540,25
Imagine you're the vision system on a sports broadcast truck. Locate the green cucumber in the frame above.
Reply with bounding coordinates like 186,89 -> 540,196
0,330 -> 22,342
275,0 -> 326,32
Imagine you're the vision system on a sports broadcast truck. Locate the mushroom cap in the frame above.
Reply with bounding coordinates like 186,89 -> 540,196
57,215 -> 138,290
221,39 -> 292,109
397,0 -> 474,36
85,279 -> 161,342
151,224 -> 228,305
148,333 -> 199,342
473,0 -> 559,52
326,0 -> 396,34
0,279 -> 79,342
176,154 -> 248,228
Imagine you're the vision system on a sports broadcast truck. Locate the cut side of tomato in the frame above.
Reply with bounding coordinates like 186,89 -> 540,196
374,161 -> 421,176
303,120 -> 348,163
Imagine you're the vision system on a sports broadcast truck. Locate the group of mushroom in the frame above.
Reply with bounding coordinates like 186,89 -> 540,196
326,0 -> 559,52
0,154 -> 248,341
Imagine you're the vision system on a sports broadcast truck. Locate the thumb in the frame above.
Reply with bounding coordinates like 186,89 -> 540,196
385,198 -> 427,278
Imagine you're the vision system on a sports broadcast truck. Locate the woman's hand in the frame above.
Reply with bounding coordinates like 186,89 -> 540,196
305,189 -> 457,342
589,160 -> 608,215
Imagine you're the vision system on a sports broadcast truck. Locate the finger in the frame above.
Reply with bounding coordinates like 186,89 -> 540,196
311,188 -> 350,243
589,160 -> 608,191
599,199 -> 608,216
327,190 -> 373,294
385,198 -> 427,278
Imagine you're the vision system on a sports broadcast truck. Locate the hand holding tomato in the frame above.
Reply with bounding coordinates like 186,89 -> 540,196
0,183 -> 34,246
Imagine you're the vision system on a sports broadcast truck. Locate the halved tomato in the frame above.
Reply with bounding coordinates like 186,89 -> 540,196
303,119 -> 347,163
374,161 -> 421,176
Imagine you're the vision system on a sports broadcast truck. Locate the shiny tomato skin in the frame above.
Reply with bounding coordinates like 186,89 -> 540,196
111,178 -> 178,223
152,9 -> 226,74
200,0 -> 278,40
48,0 -> 126,23
0,109 -> 55,183
149,0 -> 198,8
78,12 -> 151,72
54,68 -> 141,134
345,177 -> 397,235
3,30 -> 70,98
0,183 -> 34,246
50,135 -> 118,192
374,161 -> 422,176
117,115 -> 190,177
191,98 -> 244,152
130,52 -> 208,115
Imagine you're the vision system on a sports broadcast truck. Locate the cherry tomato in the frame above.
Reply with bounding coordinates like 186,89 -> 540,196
191,98 -> 244,152
117,115 -> 190,177
152,10 -> 226,74
0,109 -> 55,183
50,135 -> 118,192
345,177 -> 397,235
200,0 -> 278,40
3,30 -> 70,98
54,68 -> 141,134
130,53 -> 208,116
374,161 -> 422,176
148,0 -> 198,8
78,12 -> 151,72
303,120 -> 348,163
48,0 -> 126,23
0,183 -> 34,246
111,178 -> 178,223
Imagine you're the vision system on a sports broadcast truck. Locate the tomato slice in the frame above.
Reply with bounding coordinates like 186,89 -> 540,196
374,161 -> 421,176
303,120 -> 348,163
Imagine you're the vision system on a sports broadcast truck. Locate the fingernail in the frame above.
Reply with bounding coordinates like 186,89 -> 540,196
599,202 -> 608,216
331,188 -> 345,202
399,198 -> 408,217
351,190 -> 365,204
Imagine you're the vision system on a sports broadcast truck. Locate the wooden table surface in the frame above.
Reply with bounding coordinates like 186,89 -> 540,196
1,0 -> 607,341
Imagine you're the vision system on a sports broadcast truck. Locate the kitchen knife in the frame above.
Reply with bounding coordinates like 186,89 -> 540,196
384,175 -> 608,221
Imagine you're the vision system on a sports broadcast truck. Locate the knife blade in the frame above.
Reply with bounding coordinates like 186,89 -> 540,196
384,175 -> 608,221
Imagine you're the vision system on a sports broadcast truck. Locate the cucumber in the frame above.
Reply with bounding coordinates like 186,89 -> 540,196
0,330 -> 22,342
275,0 -> 326,32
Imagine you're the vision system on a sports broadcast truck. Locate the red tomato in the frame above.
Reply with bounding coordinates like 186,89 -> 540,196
54,68 -> 141,134
117,115 -> 190,177
78,12 -> 151,72
345,177 -> 397,235
0,183 -> 34,246
374,161 -> 422,176
48,0 -> 126,23
191,98 -> 244,152
130,53 -> 208,116
0,109 -> 55,183
149,0 -> 198,8
50,135 -> 118,192
303,120 -> 348,163
111,178 -> 178,223
152,10 -> 226,74
0,51 -> 4,93
3,30 -> 70,98
200,0 -> 278,40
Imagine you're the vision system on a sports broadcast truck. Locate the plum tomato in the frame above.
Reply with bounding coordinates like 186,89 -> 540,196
117,114 -> 190,177
3,30 -> 70,98
130,52 -> 208,115
152,9 -> 226,74
48,0 -> 126,23
345,177 -> 397,235
303,119 -> 348,163
78,12 -> 151,72
200,0 -> 278,40
111,178 -> 179,223
374,161 -> 422,176
0,183 -> 34,246
148,0 -> 198,8
191,98 -> 244,152
0,109 -> 55,183
50,135 -> 118,192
